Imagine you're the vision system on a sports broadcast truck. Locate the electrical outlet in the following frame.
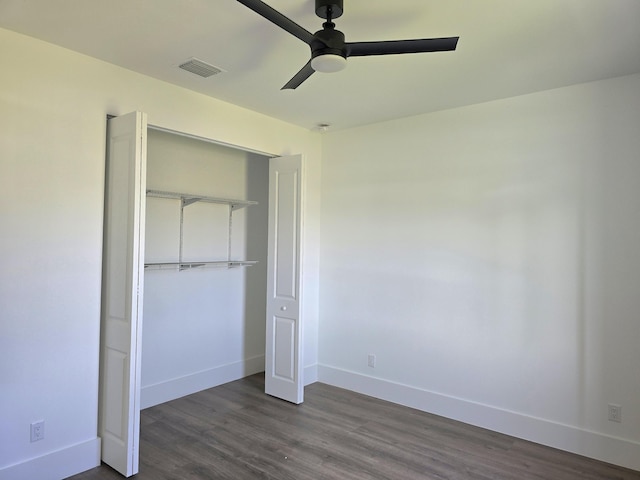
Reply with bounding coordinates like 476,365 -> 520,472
30,421 -> 45,442
368,354 -> 376,368
608,404 -> 622,423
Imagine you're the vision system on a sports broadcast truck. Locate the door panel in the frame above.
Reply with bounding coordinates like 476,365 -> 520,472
274,316 -> 296,380
99,111 -> 147,477
265,155 -> 303,404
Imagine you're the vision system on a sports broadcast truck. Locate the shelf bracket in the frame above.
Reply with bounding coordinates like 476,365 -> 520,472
182,197 -> 201,207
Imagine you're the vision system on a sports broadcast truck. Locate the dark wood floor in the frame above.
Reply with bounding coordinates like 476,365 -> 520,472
69,373 -> 640,480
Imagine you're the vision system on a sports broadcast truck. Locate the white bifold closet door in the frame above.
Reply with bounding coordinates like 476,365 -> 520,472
99,113 -> 305,476
265,155 -> 304,404
99,111 -> 147,477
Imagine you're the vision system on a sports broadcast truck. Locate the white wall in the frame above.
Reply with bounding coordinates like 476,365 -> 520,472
0,27 -> 321,479
319,73 -> 640,471
141,129 -> 269,407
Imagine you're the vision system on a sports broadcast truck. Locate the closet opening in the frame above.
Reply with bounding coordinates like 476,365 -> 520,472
140,128 -> 270,409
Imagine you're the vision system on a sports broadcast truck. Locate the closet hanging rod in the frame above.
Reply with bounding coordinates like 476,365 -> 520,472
144,260 -> 258,271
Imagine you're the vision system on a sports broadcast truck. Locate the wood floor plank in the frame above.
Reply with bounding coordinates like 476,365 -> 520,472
67,374 -> 640,480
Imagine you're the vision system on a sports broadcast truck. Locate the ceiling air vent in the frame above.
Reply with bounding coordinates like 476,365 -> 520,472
178,58 -> 224,78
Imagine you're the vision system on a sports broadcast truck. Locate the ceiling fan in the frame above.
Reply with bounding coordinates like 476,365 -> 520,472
237,0 -> 459,90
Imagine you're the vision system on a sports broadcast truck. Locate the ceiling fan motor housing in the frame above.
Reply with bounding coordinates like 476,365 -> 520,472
316,0 -> 343,19
311,25 -> 347,59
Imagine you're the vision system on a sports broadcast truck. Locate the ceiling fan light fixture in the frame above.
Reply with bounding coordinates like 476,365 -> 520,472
311,54 -> 347,73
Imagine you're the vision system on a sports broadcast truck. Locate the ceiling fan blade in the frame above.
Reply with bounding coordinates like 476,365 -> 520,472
237,0 -> 315,45
282,60 -> 315,90
347,37 -> 459,57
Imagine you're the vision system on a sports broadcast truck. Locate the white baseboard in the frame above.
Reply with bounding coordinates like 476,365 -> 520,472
141,355 -> 265,409
0,437 -> 100,480
318,365 -> 640,473
304,363 -> 318,385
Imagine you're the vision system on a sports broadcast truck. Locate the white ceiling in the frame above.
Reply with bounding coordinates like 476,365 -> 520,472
1,0 -> 639,131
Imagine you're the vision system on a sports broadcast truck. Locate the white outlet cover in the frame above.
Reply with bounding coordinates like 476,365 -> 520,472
608,404 -> 622,423
30,421 -> 45,442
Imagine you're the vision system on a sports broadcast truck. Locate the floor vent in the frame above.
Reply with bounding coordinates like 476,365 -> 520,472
178,58 -> 224,78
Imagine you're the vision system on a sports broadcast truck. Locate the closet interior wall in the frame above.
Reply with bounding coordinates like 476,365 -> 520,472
141,128 -> 269,408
